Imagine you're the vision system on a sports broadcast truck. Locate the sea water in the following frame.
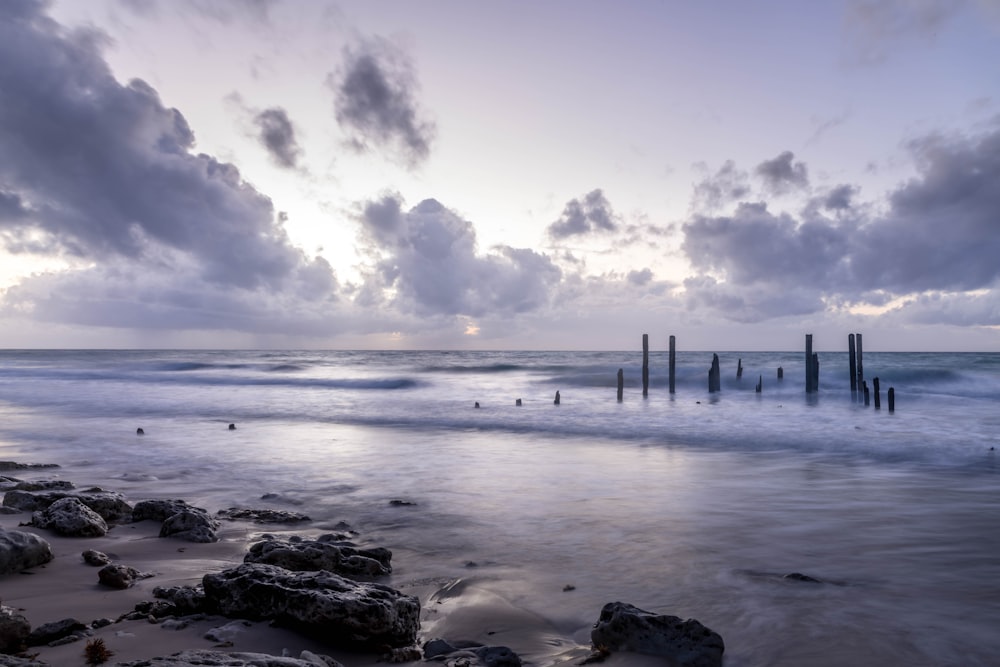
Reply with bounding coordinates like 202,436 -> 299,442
1,349 -> 998,666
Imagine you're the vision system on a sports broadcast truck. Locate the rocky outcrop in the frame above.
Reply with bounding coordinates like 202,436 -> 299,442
244,535 -> 391,578
216,507 -> 311,524
115,649 -> 344,666
26,618 -> 87,646
159,510 -> 219,543
422,639 -> 522,666
0,528 -> 53,574
2,489 -> 131,523
30,497 -> 108,537
202,562 -> 419,649
590,601 -> 724,667
131,499 -> 204,523
0,605 -> 30,653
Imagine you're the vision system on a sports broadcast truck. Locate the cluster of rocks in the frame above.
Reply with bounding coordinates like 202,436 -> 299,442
1,462 -> 727,667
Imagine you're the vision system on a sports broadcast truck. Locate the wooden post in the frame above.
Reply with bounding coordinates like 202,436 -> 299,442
642,334 -> 649,398
777,366 -> 783,380
516,398 -> 522,406
755,375 -> 762,393
863,381 -> 870,406
848,333 -> 857,397
708,354 -> 721,393
805,335 -> 815,393
812,353 -> 819,392
737,358 -> 743,379
856,333 -> 864,400
668,335 -> 676,394
873,377 -> 881,410
617,369 -> 624,402
554,391 -> 560,405
888,387 -> 895,413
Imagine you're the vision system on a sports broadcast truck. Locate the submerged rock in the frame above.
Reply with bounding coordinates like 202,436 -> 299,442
216,507 -> 311,524
132,499 -> 206,523
202,562 -> 419,649
244,535 -> 391,577
114,649 -> 344,666
591,601 -> 724,667
3,489 -> 131,523
0,528 -> 53,574
30,497 -> 108,537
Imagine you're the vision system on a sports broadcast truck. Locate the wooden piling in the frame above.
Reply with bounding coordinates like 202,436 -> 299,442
554,391 -> 560,405
708,354 -> 721,393
668,335 -> 676,394
516,398 -> 522,406
737,358 -> 743,379
863,381 -> 870,406
642,334 -> 649,397
848,333 -> 857,397
777,366 -> 783,380
856,333 -> 864,398
888,387 -> 895,413
755,375 -> 762,393
805,335 -> 818,393
873,377 -> 881,409
813,353 -> 819,392
617,369 -> 624,402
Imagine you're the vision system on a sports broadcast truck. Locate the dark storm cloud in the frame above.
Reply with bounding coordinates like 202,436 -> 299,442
547,189 -> 620,239
330,39 -> 435,168
252,107 -> 302,168
680,124 -> 1000,322
0,0 -> 336,332
358,196 -> 561,317
755,151 -> 809,195
690,160 -> 750,211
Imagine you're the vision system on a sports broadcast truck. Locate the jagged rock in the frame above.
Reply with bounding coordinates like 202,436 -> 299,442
0,477 -> 20,492
244,535 -> 391,578
152,585 -> 206,615
114,649 -> 344,666
380,646 -> 422,663
202,562 -> 419,649
216,507 -> 311,524
30,497 -> 108,537
159,510 -> 219,543
82,549 -> 111,566
98,563 -> 151,589
26,618 -> 87,646
590,601 -> 724,667
11,480 -> 74,492
3,489 -> 131,523
0,528 -> 53,574
0,605 -> 30,653
0,462 -> 58,472
131,499 -> 205,523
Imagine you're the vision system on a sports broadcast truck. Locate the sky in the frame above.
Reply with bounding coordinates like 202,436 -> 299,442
1,0 -> 999,351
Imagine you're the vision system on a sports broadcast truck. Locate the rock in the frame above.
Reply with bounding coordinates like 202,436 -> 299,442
98,563 -> 150,589
159,510 -> 219,543
0,528 -> 53,574
152,585 -> 207,615
2,489 -> 131,523
0,462 -> 58,472
421,640 -> 521,666
131,499 -> 205,523
380,646 -> 422,663
244,536 -> 391,578
0,654 -> 49,666
474,646 -> 522,666
0,605 -> 31,653
423,638 -> 458,659
114,649 -> 344,666
783,572 -> 822,583
590,601 -> 724,667
202,562 -> 419,649
203,619 -> 251,643
30,497 -> 108,537
11,480 -> 74,492
82,549 -> 111,566
26,618 -> 87,646
216,507 -> 311,524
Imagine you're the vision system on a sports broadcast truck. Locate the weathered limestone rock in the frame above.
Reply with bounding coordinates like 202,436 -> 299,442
131,499 -> 205,523
590,601 -> 724,667
202,562 -> 419,649
151,585 -> 207,616
114,649 -> 344,666
26,618 -> 87,646
3,489 -> 131,523
10,480 -> 74,492
421,640 -> 521,666
244,535 -> 391,578
81,549 -> 110,566
0,605 -> 31,653
30,497 -> 108,537
159,510 -> 220,543
0,528 -> 53,574
216,507 -> 311,524
98,563 -> 148,589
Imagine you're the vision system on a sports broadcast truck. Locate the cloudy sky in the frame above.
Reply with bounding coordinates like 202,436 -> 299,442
1,0 -> 998,350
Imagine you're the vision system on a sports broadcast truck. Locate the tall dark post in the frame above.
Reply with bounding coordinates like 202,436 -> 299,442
617,368 -> 624,402
856,333 -> 864,399
777,366 -> 784,380
873,377 -> 881,410
642,334 -> 649,398
668,335 -> 676,394
863,380 -> 870,406
812,353 -> 819,392
888,387 -> 895,413
848,333 -> 858,397
737,358 -> 743,379
554,391 -> 560,405
805,334 -> 815,393
755,375 -> 762,393
708,354 -> 721,393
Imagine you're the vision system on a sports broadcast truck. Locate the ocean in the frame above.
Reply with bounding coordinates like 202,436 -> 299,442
1,349 -> 998,666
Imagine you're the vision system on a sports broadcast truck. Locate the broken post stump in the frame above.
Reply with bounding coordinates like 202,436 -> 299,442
888,387 -> 895,413
856,333 -> 864,399
642,334 -> 649,398
708,354 -> 721,393
516,398 -> 522,406
554,391 -> 561,405
668,335 -> 676,394
777,366 -> 783,380
617,369 -> 624,402
873,377 -> 881,410
755,375 -> 762,393
737,358 -> 743,379
863,381 -> 870,406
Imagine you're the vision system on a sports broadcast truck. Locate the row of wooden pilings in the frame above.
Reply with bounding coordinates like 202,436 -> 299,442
616,333 -> 896,412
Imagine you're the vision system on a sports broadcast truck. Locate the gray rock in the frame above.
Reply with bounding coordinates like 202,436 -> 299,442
152,585 -> 206,615
474,646 -> 522,667
82,549 -> 111,566
131,499 -> 205,523
98,563 -> 150,589
0,462 -> 58,472
30,497 -> 108,537
591,601 -> 724,667
114,649 -> 344,666
159,510 -> 219,543
11,480 -> 74,492
26,617 -> 87,646
0,654 -> 49,666
0,528 -> 53,574
2,489 -> 131,523
202,562 -> 419,649
216,507 -> 311,524
0,605 -> 30,653
244,536 -> 391,578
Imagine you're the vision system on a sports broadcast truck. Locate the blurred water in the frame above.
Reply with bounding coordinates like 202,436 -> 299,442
1,349 -> 998,666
